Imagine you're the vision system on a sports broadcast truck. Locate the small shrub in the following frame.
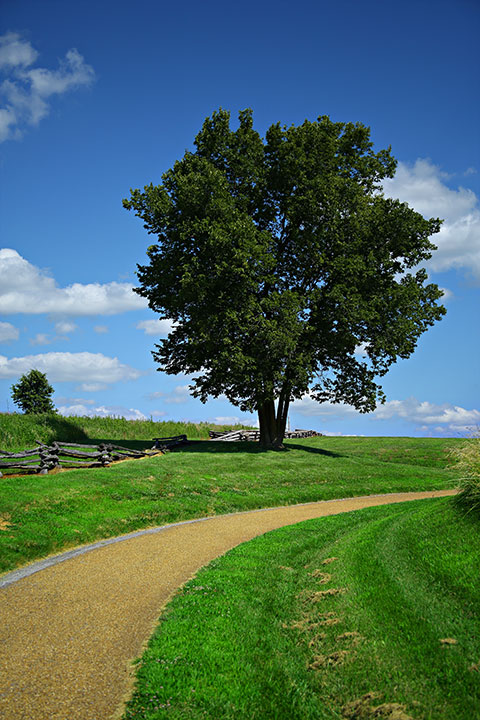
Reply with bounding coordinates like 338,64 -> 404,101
451,433 -> 480,516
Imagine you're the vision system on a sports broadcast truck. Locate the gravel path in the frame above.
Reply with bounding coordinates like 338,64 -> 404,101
0,489 -> 455,720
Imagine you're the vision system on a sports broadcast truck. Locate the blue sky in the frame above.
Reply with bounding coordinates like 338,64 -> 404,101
0,0 -> 479,436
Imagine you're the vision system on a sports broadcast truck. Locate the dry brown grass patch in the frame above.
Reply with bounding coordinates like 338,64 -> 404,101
342,693 -> 415,719
303,587 -> 347,602
336,631 -> 364,645
309,649 -> 351,669
0,514 -> 12,531
309,570 -> 332,583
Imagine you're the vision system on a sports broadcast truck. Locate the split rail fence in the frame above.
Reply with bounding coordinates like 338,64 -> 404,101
0,435 -> 188,476
208,429 -> 320,442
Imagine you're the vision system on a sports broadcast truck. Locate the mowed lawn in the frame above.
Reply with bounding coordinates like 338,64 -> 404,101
0,436 -> 459,574
123,497 -> 480,720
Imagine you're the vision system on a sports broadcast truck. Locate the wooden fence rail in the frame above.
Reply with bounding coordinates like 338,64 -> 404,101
0,435 -> 188,476
208,429 -> 321,441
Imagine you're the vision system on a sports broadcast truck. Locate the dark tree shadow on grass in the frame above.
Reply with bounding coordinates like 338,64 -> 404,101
173,440 -> 342,458
40,414 -> 91,443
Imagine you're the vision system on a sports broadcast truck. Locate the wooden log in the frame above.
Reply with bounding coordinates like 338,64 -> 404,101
152,435 -> 187,449
0,459 -> 42,469
0,447 -> 42,458
152,435 -> 187,442
57,441 -> 102,449
56,461 -> 106,468
57,448 -> 103,459
0,464 -> 42,471
99,442 -> 146,454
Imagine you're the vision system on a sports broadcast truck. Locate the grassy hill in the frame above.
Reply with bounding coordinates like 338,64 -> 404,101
0,422 -> 461,574
0,412 -> 254,451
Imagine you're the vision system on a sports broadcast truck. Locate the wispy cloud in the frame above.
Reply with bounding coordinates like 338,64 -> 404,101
55,321 -> 77,335
137,318 -> 174,336
148,384 -> 191,404
0,249 -> 147,315
382,159 -> 480,282
292,394 -> 480,433
0,321 -> 19,343
0,32 -> 95,142
373,397 -> 480,426
57,403 -> 147,420
207,415 -> 258,427
78,383 -> 108,392
0,351 -> 142,384
29,333 -> 52,346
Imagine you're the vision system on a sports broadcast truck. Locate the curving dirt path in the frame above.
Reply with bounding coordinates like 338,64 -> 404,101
0,489 -> 455,720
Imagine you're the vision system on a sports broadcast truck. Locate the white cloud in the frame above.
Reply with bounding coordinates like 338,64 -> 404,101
0,249 -> 147,315
382,159 -> 480,282
0,321 -> 19,342
292,394 -> 480,433
208,415 -> 258,427
0,351 -> 142,384
57,404 -> 147,420
292,396 -> 359,419
77,382 -> 108,392
0,33 -> 95,142
148,384 -> 191,404
354,342 -> 369,356
0,32 -> 38,69
373,397 -> 480,426
320,431 -> 361,436
94,325 -> 108,334
55,396 -> 96,406
0,106 -> 18,142
29,333 -> 52,346
137,318 -> 174,336
55,321 -> 77,334
165,385 -> 191,404
151,410 -> 167,418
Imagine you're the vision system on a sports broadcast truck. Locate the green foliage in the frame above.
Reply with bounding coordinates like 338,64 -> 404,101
123,499 -> 480,719
451,435 -> 480,516
124,109 -> 446,446
10,369 -> 55,414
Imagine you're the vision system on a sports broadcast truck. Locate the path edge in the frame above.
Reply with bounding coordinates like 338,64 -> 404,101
0,489 -> 456,589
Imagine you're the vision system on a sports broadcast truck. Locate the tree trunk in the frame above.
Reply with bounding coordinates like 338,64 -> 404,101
257,392 -> 290,449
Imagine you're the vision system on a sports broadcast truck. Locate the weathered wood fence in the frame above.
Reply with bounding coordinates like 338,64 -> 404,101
208,429 -> 320,442
152,434 -> 188,450
0,435 -> 188,476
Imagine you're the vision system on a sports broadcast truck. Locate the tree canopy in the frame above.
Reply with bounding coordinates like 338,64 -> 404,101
11,369 -> 55,414
124,109 -> 445,447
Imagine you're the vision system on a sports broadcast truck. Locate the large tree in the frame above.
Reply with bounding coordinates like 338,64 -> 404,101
124,109 -> 445,448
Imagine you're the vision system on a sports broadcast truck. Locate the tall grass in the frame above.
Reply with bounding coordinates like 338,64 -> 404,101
451,434 -> 480,516
0,413 -> 253,452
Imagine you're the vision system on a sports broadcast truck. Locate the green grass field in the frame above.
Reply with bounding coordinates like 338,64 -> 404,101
123,498 -> 480,720
0,432 -> 459,574
0,415 -> 476,719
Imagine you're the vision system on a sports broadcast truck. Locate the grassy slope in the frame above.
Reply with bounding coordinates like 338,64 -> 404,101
0,436 -> 459,574
0,412 -> 253,451
123,498 -> 480,720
